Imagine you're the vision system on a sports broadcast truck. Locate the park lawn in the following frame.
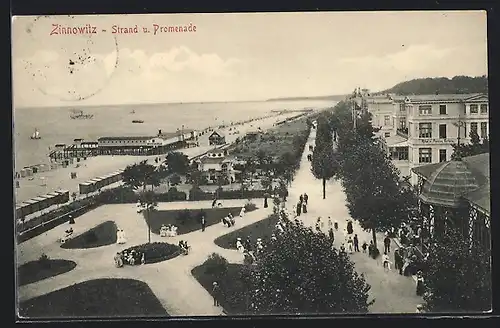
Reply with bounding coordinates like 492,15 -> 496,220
191,263 -> 249,315
214,214 -> 279,250
229,118 -> 309,160
61,221 -> 117,249
18,278 -> 168,318
147,207 -> 254,235
18,259 -> 77,287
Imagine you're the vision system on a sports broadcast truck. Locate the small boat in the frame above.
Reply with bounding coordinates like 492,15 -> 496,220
70,109 -> 94,119
130,109 -> 136,114
132,120 -> 144,123
30,128 -> 41,140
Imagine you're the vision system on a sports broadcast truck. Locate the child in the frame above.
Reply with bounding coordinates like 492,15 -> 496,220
362,241 -> 368,253
382,252 -> 391,271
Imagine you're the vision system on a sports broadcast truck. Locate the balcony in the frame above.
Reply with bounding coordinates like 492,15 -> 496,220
396,128 -> 408,138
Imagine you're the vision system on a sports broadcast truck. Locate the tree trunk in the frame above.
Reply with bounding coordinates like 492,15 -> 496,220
147,210 -> 151,243
372,228 -> 377,249
322,178 -> 326,199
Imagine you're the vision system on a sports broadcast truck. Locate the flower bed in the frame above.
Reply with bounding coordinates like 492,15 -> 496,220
17,256 -> 77,287
18,278 -> 168,318
61,221 -> 117,249
120,242 -> 180,265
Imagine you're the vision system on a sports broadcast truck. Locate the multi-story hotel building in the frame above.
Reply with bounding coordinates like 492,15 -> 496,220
366,93 -> 489,184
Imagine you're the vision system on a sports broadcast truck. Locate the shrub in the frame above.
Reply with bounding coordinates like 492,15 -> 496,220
189,186 -> 212,201
122,242 -> 180,264
169,173 -> 182,186
244,201 -> 257,212
203,253 -> 229,280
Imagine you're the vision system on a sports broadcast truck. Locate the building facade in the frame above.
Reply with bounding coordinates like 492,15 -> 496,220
208,131 -> 226,146
368,93 -> 489,184
193,148 -> 235,184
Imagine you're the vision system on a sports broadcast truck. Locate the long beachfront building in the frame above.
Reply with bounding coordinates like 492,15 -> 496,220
366,93 -> 489,184
49,129 -> 198,161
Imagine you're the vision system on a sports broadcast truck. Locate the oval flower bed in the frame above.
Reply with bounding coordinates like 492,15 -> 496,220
119,242 -> 181,265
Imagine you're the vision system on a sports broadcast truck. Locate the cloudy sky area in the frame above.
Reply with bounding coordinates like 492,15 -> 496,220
12,11 -> 487,107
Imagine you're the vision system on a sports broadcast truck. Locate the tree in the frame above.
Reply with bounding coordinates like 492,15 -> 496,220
339,139 -> 410,249
123,160 -> 161,243
136,190 -> 158,243
246,215 -> 373,314
311,139 -> 338,199
165,151 -> 189,175
169,173 -> 182,186
423,230 -> 491,312
451,130 -> 489,160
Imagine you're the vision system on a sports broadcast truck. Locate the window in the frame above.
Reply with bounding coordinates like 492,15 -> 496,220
439,124 -> 447,139
419,148 -> 432,163
480,122 -> 488,138
439,104 -> 447,115
399,104 -> 405,112
399,117 -> 407,129
470,104 -> 478,114
384,115 -> 391,126
419,105 -> 432,115
439,149 -> 447,162
384,132 -> 390,138
471,122 -> 478,135
390,147 -> 409,161
480,104 -> 488,114
419,123 -> 432,138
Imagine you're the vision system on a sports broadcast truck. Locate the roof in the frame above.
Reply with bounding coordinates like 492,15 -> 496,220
200,157 -> 224,164
385,135 -> 408,147
392,93 -> 485,104
209,131 -> 225,138
98,136 -> 155,141
412,153 -> 490,209
463,182 -> 490,214
418,161 -> 481,207
207,148 -> 225,155
159,129 -> 195,139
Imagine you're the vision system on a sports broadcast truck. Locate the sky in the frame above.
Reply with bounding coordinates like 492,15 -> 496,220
11,11 -> 488,107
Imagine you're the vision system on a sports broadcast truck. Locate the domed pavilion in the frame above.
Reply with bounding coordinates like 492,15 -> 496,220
411,153 -> 490,252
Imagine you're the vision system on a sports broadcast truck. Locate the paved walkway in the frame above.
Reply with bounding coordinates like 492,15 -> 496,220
288,128 -> 423,313
17,199 -> 272,316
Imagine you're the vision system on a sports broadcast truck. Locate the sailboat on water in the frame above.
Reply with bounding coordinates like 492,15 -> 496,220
31,128 -> 41,140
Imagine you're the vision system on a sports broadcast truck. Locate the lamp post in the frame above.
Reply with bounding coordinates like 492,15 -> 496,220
453,120 -> 466,146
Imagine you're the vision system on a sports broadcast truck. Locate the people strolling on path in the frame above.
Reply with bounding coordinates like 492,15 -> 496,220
347,236 -> 354,253
382,252 -> 391,271
303,193 -> 308,205
362,241 -> 368,253
384,233 -> 391,253
212,282 -> 221,306
296,202 -> 302,216
201,215 -> 206,232
353,234 -> 360,252
328,217 -> 333,230
347,220 -> 353,235
328,227 -> 335,243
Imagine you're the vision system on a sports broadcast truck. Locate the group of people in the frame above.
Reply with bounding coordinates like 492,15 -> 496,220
160,224 -> 178,237
222,212 -> 236,227
60,227 -> 74,244
295,193 -> 309,216
178,240 -> 191,255
114,249 -> 145,267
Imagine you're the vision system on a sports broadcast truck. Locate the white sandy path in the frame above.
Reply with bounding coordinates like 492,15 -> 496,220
17,199 -> 272,316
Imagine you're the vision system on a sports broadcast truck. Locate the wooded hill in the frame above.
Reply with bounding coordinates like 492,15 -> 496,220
377,75 -> 488,95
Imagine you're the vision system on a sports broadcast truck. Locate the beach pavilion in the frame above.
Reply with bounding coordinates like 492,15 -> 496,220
411,153 -> 490,253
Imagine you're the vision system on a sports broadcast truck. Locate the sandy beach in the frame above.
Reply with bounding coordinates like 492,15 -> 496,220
15,110 -> 311,204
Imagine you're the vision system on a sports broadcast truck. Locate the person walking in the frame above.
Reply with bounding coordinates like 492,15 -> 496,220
328,217 -> 333,230
201,215 -> 206,232
328,227 -> 334,243
296,202 -> 302,216
347,220 -> 353,235
347,236 -> 354,253
353,234 -> 360,252
212,282 -> 220,306
361,241 -> 368,253
303,193 -> 308,205
382,252 -> 391,271
384,234 -> 391,253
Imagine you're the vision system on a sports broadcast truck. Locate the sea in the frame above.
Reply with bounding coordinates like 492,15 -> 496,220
13,100 -> 334,169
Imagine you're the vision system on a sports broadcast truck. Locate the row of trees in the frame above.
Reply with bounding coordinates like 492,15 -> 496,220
314,101 -> 418,252
207,202 -> 373,314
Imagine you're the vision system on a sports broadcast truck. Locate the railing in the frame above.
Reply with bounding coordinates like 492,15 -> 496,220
396,128 -> 408,138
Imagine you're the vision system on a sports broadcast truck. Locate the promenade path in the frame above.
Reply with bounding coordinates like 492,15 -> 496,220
17,199 -> 273,316
287,128 -> 423,313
